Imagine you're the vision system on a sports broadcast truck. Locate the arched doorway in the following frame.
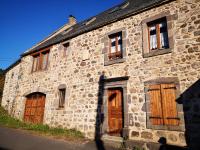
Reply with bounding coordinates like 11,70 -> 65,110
24,92 -> 46,124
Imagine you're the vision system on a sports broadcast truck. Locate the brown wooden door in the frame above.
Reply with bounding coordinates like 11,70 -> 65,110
108,88 -> 123,136
24,93 -> 45,124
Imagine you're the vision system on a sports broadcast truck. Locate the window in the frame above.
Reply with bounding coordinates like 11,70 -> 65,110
147,17 -> 169,51
142,12 -> 176,58
147,83 -> 179,126
58,88 -> 66,108
103,29 -> 126,66
63,43 -> 69,57
32,49 -> 49,72
109,32 -> 123,60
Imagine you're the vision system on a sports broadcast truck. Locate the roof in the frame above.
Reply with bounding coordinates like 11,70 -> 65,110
22,0 -> 174,56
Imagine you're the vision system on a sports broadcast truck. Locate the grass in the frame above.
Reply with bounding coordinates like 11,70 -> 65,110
0,106 -> 84,141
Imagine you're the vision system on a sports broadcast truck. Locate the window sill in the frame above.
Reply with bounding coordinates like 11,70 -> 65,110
147,123 -> 185,132
104,58 -> 126,66
143,48 -> 172,58
31,69 -> 48,74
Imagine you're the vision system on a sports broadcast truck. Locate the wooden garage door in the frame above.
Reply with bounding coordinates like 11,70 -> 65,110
24,93 -> 45,124
108,88 -> 123,137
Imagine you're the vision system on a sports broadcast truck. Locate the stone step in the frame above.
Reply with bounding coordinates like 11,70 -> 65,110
102,135 -> 124,148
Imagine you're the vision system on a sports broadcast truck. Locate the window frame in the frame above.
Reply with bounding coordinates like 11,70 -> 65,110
31,48 -> 50,72
142,12 -> 177,58
144,78 -> 185,131
108,32 -> 123,60
147,17 -> 169,51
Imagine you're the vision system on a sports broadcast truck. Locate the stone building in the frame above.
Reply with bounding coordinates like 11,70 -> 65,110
1,0 -> 200,149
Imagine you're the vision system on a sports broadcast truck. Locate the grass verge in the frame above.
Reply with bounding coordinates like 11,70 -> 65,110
0,106 -> 84,141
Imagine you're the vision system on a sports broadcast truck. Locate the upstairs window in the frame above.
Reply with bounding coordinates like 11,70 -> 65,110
142,13 -> 176,58
63,43 -> 69,57
103,29 -> 126,66
147,17 -> 169,51
58,88 -> 66,108
109,32 -> 123,60
32,49 -> 50,72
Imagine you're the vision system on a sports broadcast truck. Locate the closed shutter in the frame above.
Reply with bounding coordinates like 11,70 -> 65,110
161,84 -> 179,126
148,84 -> 163,125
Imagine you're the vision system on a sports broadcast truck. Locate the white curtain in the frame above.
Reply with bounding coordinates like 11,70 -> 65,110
150,26 -> 157,50
111,37 -> 116,53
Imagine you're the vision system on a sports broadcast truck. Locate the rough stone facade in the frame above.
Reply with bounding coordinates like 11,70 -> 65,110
1,0 -> 200,148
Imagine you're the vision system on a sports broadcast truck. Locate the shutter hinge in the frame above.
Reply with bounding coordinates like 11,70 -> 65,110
148,88 -> 160,91
166,117 -> 180,120
149,116 -> 162,119
163,87 -> 176,90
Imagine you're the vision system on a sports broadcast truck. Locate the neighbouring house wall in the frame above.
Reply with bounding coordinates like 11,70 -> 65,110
1,64 -> 21,117
1,0 -> 200,147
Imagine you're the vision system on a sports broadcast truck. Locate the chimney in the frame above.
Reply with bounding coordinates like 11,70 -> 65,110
68,15 -> 76,25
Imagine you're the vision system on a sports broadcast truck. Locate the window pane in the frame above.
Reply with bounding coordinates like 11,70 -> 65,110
42,53 -> 48,70
111,38 -> 116,47
33,56 -> 39,72
109,32 -> 123,59
159,22 -> 169,48
118,35 -> 122,52
59,89 -> 66,108
111,46 -> 116,53
149,25 -> 157,50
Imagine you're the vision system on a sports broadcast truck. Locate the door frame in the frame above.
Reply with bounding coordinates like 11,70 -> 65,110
102,76 -> 129,138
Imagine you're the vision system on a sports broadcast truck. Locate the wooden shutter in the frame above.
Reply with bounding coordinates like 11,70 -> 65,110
148,84 -> 163,125
161,84 -> 179,126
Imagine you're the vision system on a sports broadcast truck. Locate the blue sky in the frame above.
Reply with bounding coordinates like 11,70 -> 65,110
0,0 -> 123,69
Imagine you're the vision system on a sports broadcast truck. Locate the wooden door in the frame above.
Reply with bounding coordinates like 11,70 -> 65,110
108,88 -> 123,136
24,93 -> 45,124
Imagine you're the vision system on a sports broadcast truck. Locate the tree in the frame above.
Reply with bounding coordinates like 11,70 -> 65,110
0,69 -> 4,75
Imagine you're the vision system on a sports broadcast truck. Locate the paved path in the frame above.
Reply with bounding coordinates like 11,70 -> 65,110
0,127 -> 118,150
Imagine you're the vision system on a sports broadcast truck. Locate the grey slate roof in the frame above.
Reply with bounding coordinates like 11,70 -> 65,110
22,0 -> 173,56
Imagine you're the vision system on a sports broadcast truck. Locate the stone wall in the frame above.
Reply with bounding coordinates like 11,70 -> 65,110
1,63 -> 21,116
2,0 -> 200,147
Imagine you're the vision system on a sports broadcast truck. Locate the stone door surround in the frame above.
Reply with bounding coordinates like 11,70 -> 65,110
102,76 -> 129,138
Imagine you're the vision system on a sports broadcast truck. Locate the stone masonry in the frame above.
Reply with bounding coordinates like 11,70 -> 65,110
1,0 -> 200,148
